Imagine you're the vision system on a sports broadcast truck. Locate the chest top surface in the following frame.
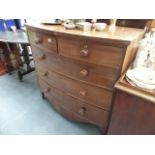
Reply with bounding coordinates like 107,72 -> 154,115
26,23 -> 144,46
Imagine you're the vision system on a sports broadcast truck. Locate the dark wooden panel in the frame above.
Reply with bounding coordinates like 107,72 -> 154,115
108,91 -> 155,135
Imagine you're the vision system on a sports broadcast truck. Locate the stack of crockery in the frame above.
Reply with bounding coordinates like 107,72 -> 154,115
126,28 -> 155,91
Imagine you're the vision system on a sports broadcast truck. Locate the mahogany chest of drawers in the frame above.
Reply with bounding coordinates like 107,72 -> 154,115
26,23 -> 144,133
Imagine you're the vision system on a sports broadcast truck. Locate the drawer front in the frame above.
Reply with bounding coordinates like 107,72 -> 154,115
27,30 -> 57,52
38,67 -> 113,110
31,46 -> 118,89
58,37 -> 123,68
39,78 -> 109,127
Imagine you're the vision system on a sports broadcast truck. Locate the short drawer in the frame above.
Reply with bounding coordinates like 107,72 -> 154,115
27,30 -> 57,52
38,67 -> 113,110
39,79 -> 109,127
58,37 -> 123,68
31,46 -> 119,89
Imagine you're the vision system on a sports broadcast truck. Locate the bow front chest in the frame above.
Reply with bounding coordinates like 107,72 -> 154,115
26,23 -> 144,133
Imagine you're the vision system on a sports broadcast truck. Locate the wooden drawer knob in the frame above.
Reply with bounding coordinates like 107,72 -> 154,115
44,87 -> 50,93
42,71 -> 48,77
80,69 -> 88,77
35,38 -> 42,44
80,49 -> 89,57
47,38 -> 53,43
79,89 -> 87,96
78,107 -> 86,115
38,54 -> 46,60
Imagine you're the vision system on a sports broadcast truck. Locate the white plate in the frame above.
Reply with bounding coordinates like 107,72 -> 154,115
41,20 -> 61,25
133,67 -> 155,85
126,68 -> 155,90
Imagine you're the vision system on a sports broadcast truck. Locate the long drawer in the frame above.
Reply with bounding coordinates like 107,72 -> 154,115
39,78 -> 109,128
37,66 -> 113,110
58,36 -> 123,68
27,30 -> 57,52
31,45 -> 118,89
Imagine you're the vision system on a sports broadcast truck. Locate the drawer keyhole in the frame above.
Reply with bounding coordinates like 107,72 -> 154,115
84,45 -> 88,49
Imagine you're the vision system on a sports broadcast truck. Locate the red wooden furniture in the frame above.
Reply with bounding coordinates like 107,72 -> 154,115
107,73 -> 155,135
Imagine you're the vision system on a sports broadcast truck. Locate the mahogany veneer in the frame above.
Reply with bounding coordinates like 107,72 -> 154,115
26,23 -> 144,133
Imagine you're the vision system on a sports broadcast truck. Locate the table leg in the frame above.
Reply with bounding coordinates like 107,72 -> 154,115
18,44 -> 35,81
4,43 -> 15,74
